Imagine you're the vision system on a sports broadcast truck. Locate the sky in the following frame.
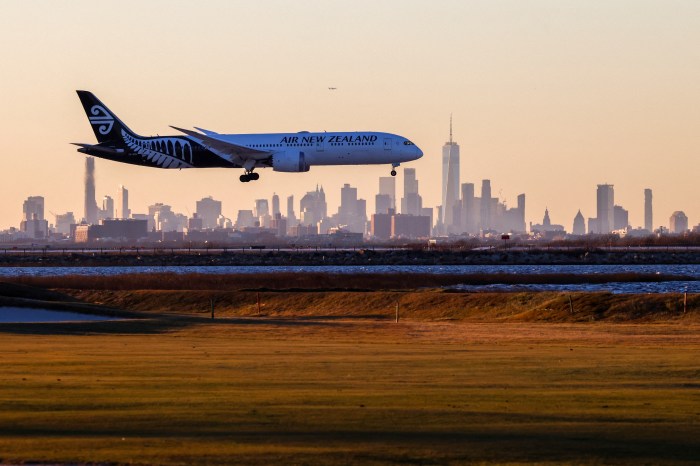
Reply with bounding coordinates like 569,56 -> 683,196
1,0 -> 698,231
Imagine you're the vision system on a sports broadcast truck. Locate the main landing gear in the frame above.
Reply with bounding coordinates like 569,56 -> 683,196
239,172 -> 260,182
390,162 -> 400,176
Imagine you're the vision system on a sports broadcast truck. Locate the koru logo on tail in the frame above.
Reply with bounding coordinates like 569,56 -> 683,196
88,105 -> 114,135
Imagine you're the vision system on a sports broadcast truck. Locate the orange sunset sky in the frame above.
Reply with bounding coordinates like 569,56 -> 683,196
1,0 -> 698,231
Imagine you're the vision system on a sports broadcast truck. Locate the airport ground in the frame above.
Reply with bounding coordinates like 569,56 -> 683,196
0,277 -> 699,465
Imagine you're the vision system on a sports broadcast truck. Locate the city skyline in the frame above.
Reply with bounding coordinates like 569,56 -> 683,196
1,1 -> 698,230
7,154 -> 694,242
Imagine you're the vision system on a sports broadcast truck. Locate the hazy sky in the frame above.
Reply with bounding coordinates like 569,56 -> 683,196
1,0 -> 698,230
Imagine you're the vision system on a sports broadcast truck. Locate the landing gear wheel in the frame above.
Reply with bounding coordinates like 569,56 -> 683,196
391,170 -> 397,176
239,174 -> 250,182
250,172 -> 260,180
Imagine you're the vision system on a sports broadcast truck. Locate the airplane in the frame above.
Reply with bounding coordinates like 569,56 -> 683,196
74,91 -> 423,182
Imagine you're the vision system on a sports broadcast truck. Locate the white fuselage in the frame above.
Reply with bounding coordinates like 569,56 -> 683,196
213,131 -> 423,167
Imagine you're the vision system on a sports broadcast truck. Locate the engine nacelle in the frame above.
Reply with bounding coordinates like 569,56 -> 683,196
272,151 -> 310,172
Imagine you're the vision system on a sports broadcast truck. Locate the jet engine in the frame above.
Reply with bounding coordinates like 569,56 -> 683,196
272,151 -> 310,172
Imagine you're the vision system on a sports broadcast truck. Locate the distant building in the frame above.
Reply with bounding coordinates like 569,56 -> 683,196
644,188 -> 653,232
378,176 -> 396,210
75,219 -> 147,243
613,205 -> 629,231
148,203 -> 179,232
196,196 -> 222,229
669,211 -> 688,234
84,156 -> 98,224
54,212 -> 76,236
271,193 -> 280,217
596,184 -> 614,234
20,196 -> 48,239
255,199 -> 269,218
286,195 -> 297,230
336,184 -> 366,233
370,210 -> 393,240
255,199 -> 271,227
300,185 -> 327,226
392,214 -> 431,239
572,210 -> 586,235
375,194 -> 392,215
270,213 -> 287,237
22,196 -> 45,222
588,217 -> 599,234
118,185 -> 130,219
290,224 -> 318,237
530,208 -> 564,234
480,180 -> 492,231
187,213 -> 203,231
441,117 -> 460,233
460,183 -> 476,234
235,210 -> 256,229
401,168 -> 423,216
102,195 -> 114,220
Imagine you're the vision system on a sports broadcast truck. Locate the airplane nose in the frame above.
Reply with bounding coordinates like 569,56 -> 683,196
413,145 -> 423,160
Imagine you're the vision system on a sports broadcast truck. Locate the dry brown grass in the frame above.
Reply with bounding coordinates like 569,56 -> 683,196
63,288 -> 699,323
0,320 -> 698,464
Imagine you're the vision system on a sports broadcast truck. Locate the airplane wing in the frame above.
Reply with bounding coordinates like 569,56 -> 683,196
170,126 -> 271,162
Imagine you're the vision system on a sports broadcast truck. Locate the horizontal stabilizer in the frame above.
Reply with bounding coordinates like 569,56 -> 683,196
72,143 -> 125,155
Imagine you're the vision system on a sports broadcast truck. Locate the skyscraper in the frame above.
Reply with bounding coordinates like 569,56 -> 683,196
460,183 -> 476,234
480,179 -> 492,231
401,168 -> 422,215
20,196 -> 48,239
254,199 -> 269,218
196,196 -> 222,229
118,185 -> 130,219
596,184 -> 614,233
516,193 -> 526,232
375,194 -> 392,214
271,193 -> 280,217
286,195 -> 296,227
441,116 -> 460,232
338,184 -> 367,233
22,196 -> 45,221
644,188 -> 653,231
84,157 -> 98,224
613,205 -> 629,231
300,186 -> 327,226
378,177 -> 396,210
102,195 -> 114,219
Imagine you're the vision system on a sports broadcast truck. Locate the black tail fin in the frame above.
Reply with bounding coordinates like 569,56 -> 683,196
76,90 -> 138,143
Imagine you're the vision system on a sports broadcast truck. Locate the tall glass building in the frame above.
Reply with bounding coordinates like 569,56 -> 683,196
442,117 -> 460,232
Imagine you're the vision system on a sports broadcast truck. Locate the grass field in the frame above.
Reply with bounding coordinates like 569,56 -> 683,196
0,277 -> 698,464
1,317 -> 699,465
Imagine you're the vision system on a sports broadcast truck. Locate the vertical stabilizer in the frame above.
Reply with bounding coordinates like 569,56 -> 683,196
76,90 -> 138,143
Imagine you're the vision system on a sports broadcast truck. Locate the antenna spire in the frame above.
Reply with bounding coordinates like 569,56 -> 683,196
449,113 -> 452,144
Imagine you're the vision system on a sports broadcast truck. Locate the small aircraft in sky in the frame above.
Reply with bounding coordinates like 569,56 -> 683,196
328,87 -> 337,90
74,91 -> 422,182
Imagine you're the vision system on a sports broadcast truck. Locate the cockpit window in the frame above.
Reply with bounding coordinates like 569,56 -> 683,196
403,140 -> 414,146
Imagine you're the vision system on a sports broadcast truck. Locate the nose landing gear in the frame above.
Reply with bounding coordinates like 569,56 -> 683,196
390,162 -> 400,176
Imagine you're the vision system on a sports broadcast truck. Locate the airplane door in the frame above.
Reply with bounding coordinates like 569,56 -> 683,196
384,137 -> 392,150
316,138 -> 324,152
